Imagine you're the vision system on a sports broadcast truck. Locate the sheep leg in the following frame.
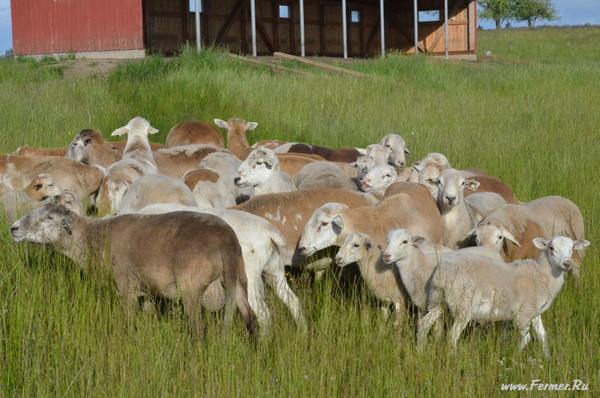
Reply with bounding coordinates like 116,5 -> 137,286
114,273 -> 142,317
392,302 -> 405,329
264,271 -> 307,332
181,285 -> 206,341
247,274 -> 271,335
517,322 -> 532,353
417,306 -> 443,349
235,279 -> 259,339
448,317 -> 470,350
432,314 -> 445,341
531,315 -> 550,358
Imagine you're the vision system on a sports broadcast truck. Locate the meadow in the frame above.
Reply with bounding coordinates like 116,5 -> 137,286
0,26 -> 599,396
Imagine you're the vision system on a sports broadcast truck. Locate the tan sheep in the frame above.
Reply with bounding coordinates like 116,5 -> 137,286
165,121 -> 224,148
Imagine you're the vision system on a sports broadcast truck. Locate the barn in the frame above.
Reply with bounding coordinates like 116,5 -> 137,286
10,0 -> 477,59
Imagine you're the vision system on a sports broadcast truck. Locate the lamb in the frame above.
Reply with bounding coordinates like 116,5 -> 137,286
335,232 -> 408,326
380,133 -> 410,169
98,117 -> 160,214
295,161 -> 358,191
276,153 -> 322,177
359,164 -> 398,197
67,129 -> 122,168
23,174 -> 62,201
298,191 -> 443,259
165,121 -> 224,148
117,174 -> 197,215
214,117 -> 258,159
233,188 -> 372,266
234,147 -> 296,196
471,196 -> 586,276
417,236 -> 590,356
434,168 -> 481,249
10,203 -> 258,340
139,203 -> 306,333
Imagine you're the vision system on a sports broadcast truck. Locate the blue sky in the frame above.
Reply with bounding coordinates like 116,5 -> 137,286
0,0 -> 599,54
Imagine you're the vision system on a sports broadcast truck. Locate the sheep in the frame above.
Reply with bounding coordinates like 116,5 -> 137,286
464,175 -> 520,204
23,174 -> 61,201
117,174 -> 197,215
417,236 -> 590,357
359,164 -> 398,197
334,232 -> 408,326
471,196 -> 586,277
298,191 -> 443,260
139,203 -> 306,333
274,143 -> 361,163
165,121 -> 224,148
67,129 -> 217,178
214,117 -> 258,159
434,168 -> 481,249
416,153 -> 452,199
380,133 -> 410,169
464,192 -> 507,223
0,155 -> 103,204
10,203 -> 258,340
233,188 -> 372,266
13,146 -> 67,157
276,153 -> 323,177
98,117 -> 160,214
234,147 -> 296,196
295,161 -> 358,191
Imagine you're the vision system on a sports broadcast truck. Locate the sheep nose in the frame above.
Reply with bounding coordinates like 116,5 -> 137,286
298,246 -> 307,254
10,225 -> 19,234
563,260 -> 573,268
446,195 -> 456,205
233,177 -> 241,184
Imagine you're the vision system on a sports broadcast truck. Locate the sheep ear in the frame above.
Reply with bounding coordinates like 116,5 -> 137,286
532,238 -> 548,250
246,122 -> 258,131
411,236 -> 426,246
573,240 -> 590,250
264,159 -> 273,170
61,218 -> 72,235
332,216 -> 344,232
465,179 -> 480,191
214,119 -> 228,129
502,230 -> 521,247
464,227 -> 477,237
147,126 -> 159,135
111,127 -> 129,137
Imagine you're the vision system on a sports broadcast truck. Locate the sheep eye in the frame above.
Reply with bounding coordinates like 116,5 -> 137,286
402,240 -> 408,244
320,222 -> 329,227
46,216 -> 54,221
353,243 -> 360,248
34,184 -> 43,190
385,174 -> 391,178
384,144 -> 391,148
84,138 -> 92,145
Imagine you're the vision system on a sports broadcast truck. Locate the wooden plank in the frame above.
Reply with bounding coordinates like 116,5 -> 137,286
363,20 -> 380,56
319,4 -> 326,54
228,53 -> 312,76
273,52 -> 367,77
428,0 -> 463,52
256,18 -> 275,53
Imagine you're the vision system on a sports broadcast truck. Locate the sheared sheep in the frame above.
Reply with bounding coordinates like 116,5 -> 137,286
117,174 -> 197,215
234,147 -> 296,196
11,204 -> 258,340
139,203 -> 306,333
165,121 -> 224,148
295,161 -> 357,191
417,236 -> 590,357
214,117 -> 258,159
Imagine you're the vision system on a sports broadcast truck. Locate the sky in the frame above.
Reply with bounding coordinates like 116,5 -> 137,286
0,0 -> 599,54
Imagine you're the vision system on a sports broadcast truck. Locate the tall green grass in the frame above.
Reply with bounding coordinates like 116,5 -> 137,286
0,27 -> 599,396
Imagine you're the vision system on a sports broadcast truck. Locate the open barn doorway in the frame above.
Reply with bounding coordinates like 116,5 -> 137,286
142,0 -> 194,55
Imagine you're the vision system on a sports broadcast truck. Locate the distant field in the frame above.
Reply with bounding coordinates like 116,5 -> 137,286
0,27 -> 598,396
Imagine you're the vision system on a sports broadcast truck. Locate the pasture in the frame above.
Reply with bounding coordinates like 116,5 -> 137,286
0,27 -> 599,396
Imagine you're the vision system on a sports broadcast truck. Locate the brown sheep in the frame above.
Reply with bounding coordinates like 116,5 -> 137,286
464,175 -> 520,204
232,188 -> 372,266
11,204 -> 258,340
165,121 -> 225,148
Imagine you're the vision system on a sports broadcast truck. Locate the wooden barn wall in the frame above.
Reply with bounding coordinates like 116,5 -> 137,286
143,0 -> 475,56
11,0 -> 144,56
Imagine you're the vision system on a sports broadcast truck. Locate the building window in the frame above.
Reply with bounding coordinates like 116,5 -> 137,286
351,10 -> 361,23
418,10 -> 440,23
189,0 -> 203,13
279,5 -> 290,19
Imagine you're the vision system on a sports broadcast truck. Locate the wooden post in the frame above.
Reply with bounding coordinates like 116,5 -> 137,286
380,0 -> 385,57
342,0 -> 348,58
413,0 -> 419,54
250,0 -> 257,56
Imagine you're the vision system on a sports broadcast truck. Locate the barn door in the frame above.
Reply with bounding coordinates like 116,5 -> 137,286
275,2 -> 297,55
143,0 -> 190,54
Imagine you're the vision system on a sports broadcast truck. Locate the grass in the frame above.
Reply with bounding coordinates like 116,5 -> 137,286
1,27 -> 599,396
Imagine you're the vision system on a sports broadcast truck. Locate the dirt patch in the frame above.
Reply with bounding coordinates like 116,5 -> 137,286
43,59 -> 130,78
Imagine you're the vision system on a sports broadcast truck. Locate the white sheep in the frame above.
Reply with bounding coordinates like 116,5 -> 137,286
117,174 -> 197,215
234,147 -> 296,196
380,133 -> 410,168
417,236 -> 590,357
295,161 -> 357,191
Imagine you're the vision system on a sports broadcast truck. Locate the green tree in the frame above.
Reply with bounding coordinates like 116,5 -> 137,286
512,0 -> 558,27
479,0 -> 512,29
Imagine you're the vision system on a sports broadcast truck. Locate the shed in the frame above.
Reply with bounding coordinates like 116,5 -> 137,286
11,0 -> 476,58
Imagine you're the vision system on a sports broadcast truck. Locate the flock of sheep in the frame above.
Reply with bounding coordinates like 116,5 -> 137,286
1,116 -> 590,356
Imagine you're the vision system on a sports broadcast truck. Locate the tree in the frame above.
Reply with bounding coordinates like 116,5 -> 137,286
479,0 -> 512,30
512,0 -> 558,27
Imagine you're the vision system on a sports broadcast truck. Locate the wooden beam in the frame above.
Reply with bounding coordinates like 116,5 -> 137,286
216,0 -> 245,43
363,20 -> 380,56
272,2 -> 279,51
241,1 -> 248,53
273,52 -> 367,78
256,18 -> 275,53
319,4 -> 326,54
